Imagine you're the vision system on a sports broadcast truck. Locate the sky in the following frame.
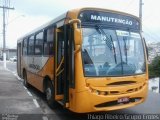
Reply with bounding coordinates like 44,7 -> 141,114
0,0 -> 160,48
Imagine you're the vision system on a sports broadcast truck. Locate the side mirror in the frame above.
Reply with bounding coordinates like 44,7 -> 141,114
69,19 -> 82,54
74,28 -> 82,45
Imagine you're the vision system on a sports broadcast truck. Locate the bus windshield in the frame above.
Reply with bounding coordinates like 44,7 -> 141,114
82,27 -> 146,76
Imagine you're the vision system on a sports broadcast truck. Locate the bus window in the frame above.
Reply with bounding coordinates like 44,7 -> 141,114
23,38 -> 28,55
35,31 -> 43,55
43,27 -> 54,55
28,35 -> 35,55
47,27 -> 54,42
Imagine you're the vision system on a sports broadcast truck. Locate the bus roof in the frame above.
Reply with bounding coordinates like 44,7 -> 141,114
17,7 -> 140,43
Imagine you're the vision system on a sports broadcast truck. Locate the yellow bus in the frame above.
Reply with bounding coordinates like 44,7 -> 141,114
17,8 -> 148,113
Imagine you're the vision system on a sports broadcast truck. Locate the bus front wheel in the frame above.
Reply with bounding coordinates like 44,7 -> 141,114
45,80 -> 58,108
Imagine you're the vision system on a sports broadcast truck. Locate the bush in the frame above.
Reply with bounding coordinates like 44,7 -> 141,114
149,56 -> 160,78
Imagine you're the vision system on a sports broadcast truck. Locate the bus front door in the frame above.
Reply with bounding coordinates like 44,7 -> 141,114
54,25 -> 72,107
55,28 -> 64,100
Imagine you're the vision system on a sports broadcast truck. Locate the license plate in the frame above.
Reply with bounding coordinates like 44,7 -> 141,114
118,97 -> 129,103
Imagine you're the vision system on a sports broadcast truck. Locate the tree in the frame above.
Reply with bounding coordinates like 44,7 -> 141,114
149,56 -> 160,78
147,46 -> 153,52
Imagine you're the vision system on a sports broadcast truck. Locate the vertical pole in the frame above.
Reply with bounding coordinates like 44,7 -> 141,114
3,7 -> 6,69
0,6 -> 14,68
139,0 -> 143,32
159,77 -> 160,93
63,25 -> 69,107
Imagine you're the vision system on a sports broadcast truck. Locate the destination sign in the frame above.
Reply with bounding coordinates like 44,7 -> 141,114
78,10 -> 140,31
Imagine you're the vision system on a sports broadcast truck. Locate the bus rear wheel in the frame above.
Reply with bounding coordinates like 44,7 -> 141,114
45,80 -> 58,108
23,71 -> 29,88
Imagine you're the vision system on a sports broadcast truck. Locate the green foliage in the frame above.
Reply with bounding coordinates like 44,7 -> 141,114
147,47 -> 153,52
149,56 -> 160,78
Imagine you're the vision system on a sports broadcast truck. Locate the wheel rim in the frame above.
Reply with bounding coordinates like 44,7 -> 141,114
46,87 -> 52,100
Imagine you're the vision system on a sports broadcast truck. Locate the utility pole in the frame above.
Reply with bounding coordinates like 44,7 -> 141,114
159,77 -> 160,93
0,6 -> 14,68
139,0 -> 143,32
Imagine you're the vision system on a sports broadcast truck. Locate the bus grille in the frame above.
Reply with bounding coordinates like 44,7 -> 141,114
90,83 -> 145,95
107,81 -> 136,86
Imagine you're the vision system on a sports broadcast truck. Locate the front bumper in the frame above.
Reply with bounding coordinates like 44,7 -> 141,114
72,81 -> 148,113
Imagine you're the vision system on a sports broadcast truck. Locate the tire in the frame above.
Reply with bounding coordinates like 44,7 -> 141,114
23,71 -> 29,88
45,80 -> 58,108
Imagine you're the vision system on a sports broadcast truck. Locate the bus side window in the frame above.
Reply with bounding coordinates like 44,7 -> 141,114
35,31 -> 43,55
43,27 -> 54,56
28,35 -> 35,55
23,38 -> 28,56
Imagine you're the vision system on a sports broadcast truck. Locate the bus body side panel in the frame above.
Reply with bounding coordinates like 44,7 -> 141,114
37,57 -> 54,92
21,56 -> 54,92
38,57 -> 54,81
26,71 -> 44,92
25,56 -> 39,89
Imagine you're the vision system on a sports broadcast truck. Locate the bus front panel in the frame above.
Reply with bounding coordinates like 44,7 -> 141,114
68,9 -> 148,113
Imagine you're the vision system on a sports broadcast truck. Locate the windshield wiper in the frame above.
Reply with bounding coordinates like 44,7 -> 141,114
123,37 -> 128,64
123,28 -> 131,64
96,25 -> 112,49
95,25 -> 117,64
110,35 -> 117,64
